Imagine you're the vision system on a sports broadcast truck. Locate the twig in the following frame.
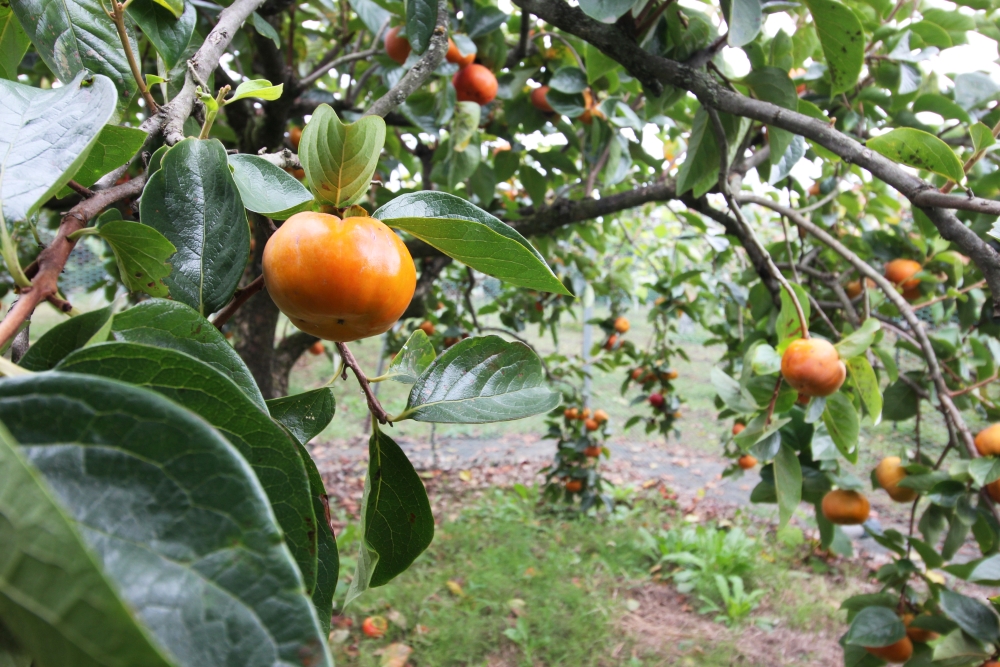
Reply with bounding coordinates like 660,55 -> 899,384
950,372 -> 999,398
464,266 -> 481,332
337,342 -> 392,424
300,19 -> 389,88
764,375 -> 783,427
110,0 -> 159,113
212,274 -> 265,329
799,185 -> 840,213
912,279 -> 986,311
940,115 -> 1000,193
67,181 -> 96,198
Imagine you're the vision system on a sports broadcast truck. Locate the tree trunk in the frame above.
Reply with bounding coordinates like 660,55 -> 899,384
234,216 -> 282,398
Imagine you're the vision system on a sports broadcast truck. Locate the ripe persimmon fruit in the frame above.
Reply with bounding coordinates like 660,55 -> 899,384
885,259 -> 922,292
453,64 -> 498,105
876,456 -> 918,502
987,479 -> 1000,503
581,408 -> 591,419
564,407 -> 580,420
418,320 -> 435,336
649,393 -> 665,408
263,212 -> 416,342
308,341 -> 325,356
902,614 -> 938,643
446,38 -> 475,67
613,316 -> 630,333
845,278 -> 875,299
604,334 -> 619,350
796,393 -> 810,405
975,424 -> 1000,456
738,454 -> 757,469
732,423 -> 745,435
781,338 -> 846,397
865,637 -> 913,664
384,26 -> 410,64
594,409 -> 609,423
821,489 -> 870,525
631,368 -> 646,380
530,86 -> 554,113
584,418 -> 599,431
362,615 -> 388,638
565,479 -> 583,492
584,445 -> 601,457
288,126 -> 302,150
664,369 -> 679,381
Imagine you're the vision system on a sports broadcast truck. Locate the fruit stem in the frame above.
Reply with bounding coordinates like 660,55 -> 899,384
336,342 -> 392,424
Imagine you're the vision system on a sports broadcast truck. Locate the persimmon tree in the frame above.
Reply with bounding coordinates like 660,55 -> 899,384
4,0 -> 1000,661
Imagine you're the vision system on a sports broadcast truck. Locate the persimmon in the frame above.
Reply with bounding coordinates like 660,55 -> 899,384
885,259 -> 922,292
263,212 -> 416,342
987,479 -> 1000,503
876,456 -> 918,502
821,489 -> 870,525
288,126 -> 302,150
565,479 -> 583,492
446,38 -> 475,67
672,410 -> 682,418
594,409 -> 609,423
975,424 -> 1000,456
384,26 -> 410,64
663,369 -> 679,381
581,408 -> 591,419
418,320 -> 435,336
444,336 -> 459,347
796,393 -> 810,405
613,316 -> 630,333
584,418 -> 599,431
649,393 -> 665,408
738,454 -> 757,469
732,423 -> 745,435
604,334 -> 619,350
453,64 -> 498,105
584,445 -> 601,457
579,89 -> 602,124
780,338 -> 846,397
362,615 -> 388,638
807,182 -> 821,196
564,407 -> 580,420
530,86 -> 554,113
631,368 -> 646,380
308,341 -> 325,356
865,637 -> 913,663
845,278 -> 875,299
902,614 -> 938,643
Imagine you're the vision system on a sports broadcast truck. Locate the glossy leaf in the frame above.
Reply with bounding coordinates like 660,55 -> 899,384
549,67 -> 588,94
971,121 -> 996,154
345,426 -> 433,604
577,0 -> 634,23
969,458 -> 1000,487
450,101 -> 480,152
881,378 -> 919,421
867,128 -> 965,183
846,356 -> 882,423
98,219 -> 175,297
844,606 -> 906,646
710,366 -> 759,413
0,7 -> 30,80
128,0 -> 195,69
744,67 -> 796,164
300,104 -> 386,207
822,392 -> 859,463
267,387 -> 337,445
405,0 -> 435,53
774,442 -> 802,527
803,0 -> 864,94
18,305 -> 113,371
228,79 -> 284,103
0,73 -> 116,223
228,154 -> 313,219
400,335 -> 560,423
140,137 -> 250,315
940,589 -> 1000,644
110,299 -> 265,409
675,107 -> 750,198
727,0 -> 762,46
60,125 -> 148,194
374,191 -> 571,295
297,442 -> 338,634
835,317 -> 880,359
383,330 -> 436,383
775,283 -> 811,353
0,373 -> 332,667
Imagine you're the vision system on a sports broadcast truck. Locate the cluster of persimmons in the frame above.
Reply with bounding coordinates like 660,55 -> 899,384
385,27 -> 498,105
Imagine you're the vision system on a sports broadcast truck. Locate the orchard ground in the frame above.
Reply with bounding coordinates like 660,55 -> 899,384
25,296 -> 995,665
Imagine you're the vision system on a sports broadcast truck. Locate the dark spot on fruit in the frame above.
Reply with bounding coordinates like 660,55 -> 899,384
338,319 -> 345,324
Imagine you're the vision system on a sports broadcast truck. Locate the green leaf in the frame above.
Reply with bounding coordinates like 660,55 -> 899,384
584,42 -> 617,84
676,107 -> 751,198
908,537 -> 945,569
0,624 -> 31,667
940,589 -> 1000,644
267,388 -> 337,445
549,67 -> 588,94
375,192 -> 571,296
400,335 -> 560,423
450,101 -> 481,152
744,67 -> 797,164
0,73 -> 116,223
846,356 -> 882,423
968,554 -> 1000,584
228,79 -> 284,103
127,0 -> 195,69
835,317 -> 880,358
932,629 -> 993,665
0,6 -> 30,80
111,298 -> 265,409
0,419 -> 175,667
845,606 -> 906,646
775,283 -> 811,353
250,11 -> 280,47
913,93 -> 970,124
867,128 -> 966,183
969,458 -> 1000,487
345,425 -> 433,604
300,104 -> 386,207
803,0 -> 864,94
150,0 -> 183,18
774,442 -> 802,527
60,125 -> 149,195
577,0 -> 634,23
727,0 -> 762,47
98,219 -> 175,297
822,392 -> 859,463
405,0 -> 435,53
710,366 -> 759,412
971,121 -> 996,154
228,154 -> 313,219
882,378 -> 919,421
296,442 -> 338,634
57,342 -> 321,596
18,305 -> 114,371
383,329 -> 436,383
0,373 -> 332,667
140,137 -> 250,315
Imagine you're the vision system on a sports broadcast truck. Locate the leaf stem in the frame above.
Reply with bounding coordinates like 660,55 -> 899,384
198,86 -> 230,140
110,0 -> 159,113
0,208 -> 30,289
66,227 -> 101,242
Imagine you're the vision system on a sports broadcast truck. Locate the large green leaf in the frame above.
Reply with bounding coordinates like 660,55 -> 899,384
726,0 -> 762,48
267,388 -> 337,445
405,0 -> 435,53
774,442 -> 802,527
56,125 -> 148,194
140,137 -> 250,315
345,426 -> 433,604
399,335 -> 560,423
0,73 -> 116,223
675,107 -> 751,197
127,0 -> 196,70
803,0 -> 864,94
228,154 -> 313,220
382,329 -> 436,383
775,283 -> 811,353
846,355 -> 882,423
110,299 -> 265,409
18,305 -> 114,371
844,606 -> 906,646
835,317 -> 880,359
296,443 -> 338,634
867,128 -> 965,183
299,104 -> 386,207
0,6 -> 29,80
822,392 -> 859,463
881,377 -> 919,421
940,589 -> 1000,644
9,0 -> 138,107
98,219 -> 175,297
577,0 -> 633,23
56,342 -> 320,594
374,191 -> 571,295
744,67 -> 797,166
0,419 -> 174,667
0,373 -> 332,667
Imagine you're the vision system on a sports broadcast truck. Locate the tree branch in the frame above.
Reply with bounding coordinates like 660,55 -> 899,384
337,342 -> 392,424
212,274 -> 265,328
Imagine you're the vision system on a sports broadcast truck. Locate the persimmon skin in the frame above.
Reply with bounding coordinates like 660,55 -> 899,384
565,479 -> 583,492
732,423 -> 745,435
564,407 -> 579,420
384,26 -> 411,64
902,614 -> 938,643
781,338 -> 846,397
614,316 -> 630,333
308,341 -> 324,356
987,479 -> 1000,503
453,64 -> 498,105
594,409 -> 609,423
845,278 -> 875,299
531,86 -> 554,113
446,38 -> 475,66
738,454 -> 757,469
975,423 -> 1000,456
263,213 -> 416,342
821,489 -> 870,525
865,637 -> 913,664
876,456 -> 918,502
885,259 -> 922,291
584,445 -> 601,457
584,418 -> 599,432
